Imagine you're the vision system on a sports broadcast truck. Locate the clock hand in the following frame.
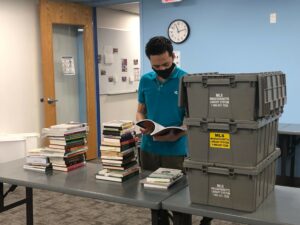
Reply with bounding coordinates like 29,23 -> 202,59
178,28 -> 187,32
175,24 -> 179,32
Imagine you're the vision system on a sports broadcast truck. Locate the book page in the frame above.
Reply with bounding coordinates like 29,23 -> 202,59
136,119 -> 186,136
151,126 -> 186,136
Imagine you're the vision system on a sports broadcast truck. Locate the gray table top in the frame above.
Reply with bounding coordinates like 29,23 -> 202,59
0,159 -> 187,210
278,123 -> 300,135
162,186 -> 300,225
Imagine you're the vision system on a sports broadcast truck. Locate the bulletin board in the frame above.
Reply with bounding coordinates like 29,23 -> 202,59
97,28 -> 140,95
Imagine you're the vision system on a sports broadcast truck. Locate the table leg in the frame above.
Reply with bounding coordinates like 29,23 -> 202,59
0,183 -> 4,209
151,209 -> 173,225
26,187 -> 33,225
172,211 -> 192,225
279,135 -> 288,177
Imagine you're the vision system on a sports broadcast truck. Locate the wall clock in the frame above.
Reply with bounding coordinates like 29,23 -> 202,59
168,19 -> 190,44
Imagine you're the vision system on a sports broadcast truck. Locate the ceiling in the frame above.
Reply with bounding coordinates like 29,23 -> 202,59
63,1 -> 139,15
105,2 -> 139,15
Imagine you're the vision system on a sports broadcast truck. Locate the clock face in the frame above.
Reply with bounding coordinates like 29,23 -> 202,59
168,19 -> 190,44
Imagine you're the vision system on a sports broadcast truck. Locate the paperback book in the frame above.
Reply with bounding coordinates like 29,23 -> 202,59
141,167 -> 183,190
95,166 -> 139,182
136,119 -> 186,136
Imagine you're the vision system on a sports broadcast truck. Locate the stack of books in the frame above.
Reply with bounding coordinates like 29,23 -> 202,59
96,120 -> 139,182
41,122 -> 88,172
23,152 -> 52,173
141,168 -> 183,190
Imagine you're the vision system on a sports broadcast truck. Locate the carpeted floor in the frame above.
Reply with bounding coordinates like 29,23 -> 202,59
0,185 -> 245,225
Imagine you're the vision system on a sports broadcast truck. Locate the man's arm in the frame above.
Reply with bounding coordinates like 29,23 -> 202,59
136,103 -> 152,134
136,102 -> 146,121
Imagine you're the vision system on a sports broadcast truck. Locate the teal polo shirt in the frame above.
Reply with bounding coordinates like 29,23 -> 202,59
138,66 -> 188,156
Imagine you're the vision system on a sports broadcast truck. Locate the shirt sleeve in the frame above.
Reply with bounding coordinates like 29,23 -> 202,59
138,78 -> 145,104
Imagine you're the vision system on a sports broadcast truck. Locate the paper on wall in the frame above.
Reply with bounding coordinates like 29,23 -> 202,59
104,45 -> 114,64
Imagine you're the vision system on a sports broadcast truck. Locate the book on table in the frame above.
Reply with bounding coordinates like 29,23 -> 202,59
23,163 -> 53,173
101,138 -> 136,147
25,155 -> 50,165
101,157 -> 136,167
42,125 -> 88,137
136,119 -> 186,136
52,161 -> 86,172
100,147 -> 135,160
102,128 -> 135,137
49,137 -> 86,146
102,160 -> 137,171
101,151 -> 135,163
102,120 -> 134,130
95,166 -> 140,182
146,167 -> 183,181
141,175 -> 183,190
141,167 -> 183,190
50,154 -> 85,167
102,132 -> 134,143
49,122 -> 87,130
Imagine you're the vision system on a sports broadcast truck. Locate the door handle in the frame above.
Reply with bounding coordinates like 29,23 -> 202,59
47,98 -> 58,104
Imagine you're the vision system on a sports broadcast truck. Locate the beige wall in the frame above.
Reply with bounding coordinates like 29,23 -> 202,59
0,0 -> 43,133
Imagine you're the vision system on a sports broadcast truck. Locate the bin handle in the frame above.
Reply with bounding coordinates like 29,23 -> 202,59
206,77 -> 234,86
207,167 -> 235,176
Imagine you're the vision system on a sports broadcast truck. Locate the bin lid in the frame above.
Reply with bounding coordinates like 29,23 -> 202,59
184,148 -> 281,176
183,71 -> 284,84
183,73 -> 258,83
184,116 -> 279,130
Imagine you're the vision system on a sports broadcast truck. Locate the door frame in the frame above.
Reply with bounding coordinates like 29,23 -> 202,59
39,0 -> 97,160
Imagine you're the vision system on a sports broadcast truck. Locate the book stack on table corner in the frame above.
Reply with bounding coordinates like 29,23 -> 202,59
96,120 -> 140,182
37,122 -> 88,172
141,168 -> 183,190
23,154 -> 53,173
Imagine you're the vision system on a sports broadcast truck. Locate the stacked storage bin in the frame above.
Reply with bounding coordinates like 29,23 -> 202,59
179,71 -> 287,212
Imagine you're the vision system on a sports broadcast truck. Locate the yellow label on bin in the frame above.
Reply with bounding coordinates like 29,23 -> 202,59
210,132 -> 230,149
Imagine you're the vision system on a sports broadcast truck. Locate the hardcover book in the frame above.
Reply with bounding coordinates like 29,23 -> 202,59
141,175 -> 183,190
102,120 -> 134,130
95,169 -> 139,182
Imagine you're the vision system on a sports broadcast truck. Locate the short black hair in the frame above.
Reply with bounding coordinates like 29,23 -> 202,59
145,36 -> 173,58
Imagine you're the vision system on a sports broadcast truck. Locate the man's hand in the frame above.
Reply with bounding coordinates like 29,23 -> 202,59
140,127 -> 152,135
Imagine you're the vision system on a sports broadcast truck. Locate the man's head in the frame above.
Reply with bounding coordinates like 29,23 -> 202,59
145,36 -> 175,79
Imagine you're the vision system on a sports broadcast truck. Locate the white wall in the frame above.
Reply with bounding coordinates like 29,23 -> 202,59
0,0 -> 43,134
97,7 -> 140,124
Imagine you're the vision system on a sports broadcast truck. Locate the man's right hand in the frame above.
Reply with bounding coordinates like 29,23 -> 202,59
140,126 -> 153,135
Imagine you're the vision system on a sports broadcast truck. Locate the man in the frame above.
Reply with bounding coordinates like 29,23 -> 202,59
136,36 -> 212,225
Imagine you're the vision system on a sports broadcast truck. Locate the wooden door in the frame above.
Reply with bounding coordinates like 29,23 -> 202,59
39,0 -> 97,160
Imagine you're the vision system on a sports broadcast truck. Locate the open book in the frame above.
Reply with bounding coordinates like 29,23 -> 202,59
136,119 -> 186,136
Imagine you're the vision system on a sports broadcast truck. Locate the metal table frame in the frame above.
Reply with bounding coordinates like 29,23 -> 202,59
277,123 -> 300,186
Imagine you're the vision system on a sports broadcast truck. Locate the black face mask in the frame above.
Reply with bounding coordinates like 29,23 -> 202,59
152,63 -> 176,79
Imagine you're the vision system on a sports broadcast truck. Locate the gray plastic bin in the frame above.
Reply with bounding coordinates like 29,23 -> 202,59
184,148 -> 280,212
179,71 -> 287,121
184,116 -> 278,166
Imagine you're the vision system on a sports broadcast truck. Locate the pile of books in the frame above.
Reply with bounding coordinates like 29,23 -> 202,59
41,122 -> 88,172
96,120 -> 139,182
23,153 -> 52,173
141,168 -> 183,190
